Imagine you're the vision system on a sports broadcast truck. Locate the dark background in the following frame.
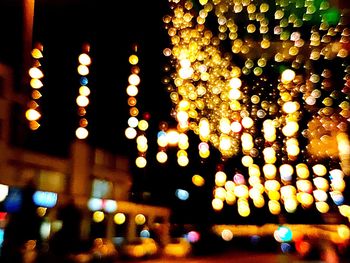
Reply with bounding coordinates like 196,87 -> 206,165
0,0 -> 349,225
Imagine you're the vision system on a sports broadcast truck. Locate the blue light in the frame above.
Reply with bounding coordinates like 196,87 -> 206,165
0,229 -> 4,247
140,230 -> 150,238
33,191 -> 57,208
4,188 -> 22,213
281,242 -> 292,253
175,189 -> 189,201
80,77 -> 88,85
250,235 -> 261,245
157,131 -> 167,138
276,226 -> 293,242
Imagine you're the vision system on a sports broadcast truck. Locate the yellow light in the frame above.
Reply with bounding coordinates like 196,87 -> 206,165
298,192 -> 314,207
284,199 -> 298,213
287,144 -> 300,156
215,171 -> 227,187
76,95 -> 89,107
135,156 -> 147,168
157,135 -> 168,147
265,180 -> 280,191
241,155 -> 253,167
234,185 -> 249,198
229,89 -> 242,100
128,74 -> 141,85
315,201 -> 329,213
114,213 -> 126,224
179,67 -> 194,79
282,121 -> 299,136
138,120 -> 149,131
225,181 -> 235,191
268,200 -> 281,215
199,149 -> 210,158
125,127 -> 137,139
31,48 -> 43,59
0,184 -> 9,202
282,101 -> 299,113
253,196 -> 265,208
37,207 -> 47,217
219,135 -> 231,151
177,155 -> 189,166
339,205 -> 350,217
214,187 -> 226,200
177,111 -> 189,124
263,147 -> 276,162
126,85 -> 139,96
76,127 -> 89,139
167,130 -> 180,145
313,177 -> 329,191
263,164 -> 277,179
29,121 -> 40,130
212,198 -> 224,211
135,214 -> 146,225
281,69 -> 296,84
331,179 -> 346,192
268,190 -> 280,201
249,187 -> 261,200
192,174 -> 205,187
136,135 -> 147,145
312,164 -> 327,176
296,163 -> 310,179
129,54 -> 139,65
79,86 -> 90,96
137,144 -> 148,153
313,189 -> 328,202
337,225 -> 350,240
78,53 -> 91,66
226,191 -> 236,205
241,117 -> 254,129
156,151 -> 168,163
25,109 -> 41,121
248,176 -> 261,187
199,118 -> 210,141
296,180 -> 313,193
248,164 -> 261,177
128,117 -> 139,128
30,78 -> 43,89
77,65 -> 89,76
93,211 -> 104,223
29,67 -> 44,79
221,229 -> 233,241
280,185 -> 296,199
229,77 -> 242,89
261,39 -> 270,49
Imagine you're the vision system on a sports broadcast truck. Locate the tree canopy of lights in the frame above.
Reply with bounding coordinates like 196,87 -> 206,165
160,0 -> 350,219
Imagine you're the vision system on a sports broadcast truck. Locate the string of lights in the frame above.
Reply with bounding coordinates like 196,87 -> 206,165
75,43 -> 92,140
124,44 -> 151,169
160,0 -> 350,220
25,42 -> 44,130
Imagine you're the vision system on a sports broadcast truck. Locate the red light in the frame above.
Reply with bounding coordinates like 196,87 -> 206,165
0,212 -> 7,221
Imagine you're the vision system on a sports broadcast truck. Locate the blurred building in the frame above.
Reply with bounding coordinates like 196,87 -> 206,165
0,62 -> 170,246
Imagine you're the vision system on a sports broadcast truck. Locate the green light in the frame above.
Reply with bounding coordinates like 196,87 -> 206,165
323,8 -> 340,26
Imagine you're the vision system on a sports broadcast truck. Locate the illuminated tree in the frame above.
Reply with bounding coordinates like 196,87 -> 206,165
159,0 -> 350,220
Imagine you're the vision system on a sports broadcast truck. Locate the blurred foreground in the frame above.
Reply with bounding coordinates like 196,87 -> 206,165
4,231 -> 349,263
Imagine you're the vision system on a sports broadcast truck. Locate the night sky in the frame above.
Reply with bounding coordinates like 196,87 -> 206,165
0,0 -> 216,222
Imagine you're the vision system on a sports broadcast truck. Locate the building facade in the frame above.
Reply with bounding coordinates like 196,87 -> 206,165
0,63 -> 170,246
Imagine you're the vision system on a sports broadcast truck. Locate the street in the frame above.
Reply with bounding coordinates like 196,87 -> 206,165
122,250 -> 326,263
